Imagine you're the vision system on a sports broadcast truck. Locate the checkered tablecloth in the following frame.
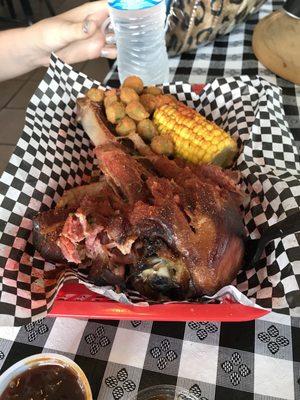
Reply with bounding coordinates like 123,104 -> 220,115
0,313 -> 299,399
0,0 -> 300,399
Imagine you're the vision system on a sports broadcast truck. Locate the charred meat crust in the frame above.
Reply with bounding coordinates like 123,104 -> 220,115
33,208 -> 71,263
32,94 -> 246,301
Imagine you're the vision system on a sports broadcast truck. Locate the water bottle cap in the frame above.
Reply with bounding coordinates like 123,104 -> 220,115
108,0 -> 162,10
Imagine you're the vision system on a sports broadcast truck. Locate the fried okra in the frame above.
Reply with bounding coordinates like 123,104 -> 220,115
86,88 -> 105,102
142,86 -> 162,96
139,94 -> 157,114
120,87 -> 139,104
137,119 -> 157,141
106,102 -> 126,124
116,116 -> 136,136
151,135 -> 174,156
122,76 -> 144,95
125,101 -> 149,121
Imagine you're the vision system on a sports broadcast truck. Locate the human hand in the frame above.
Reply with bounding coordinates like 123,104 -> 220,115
31,1 -> 116,66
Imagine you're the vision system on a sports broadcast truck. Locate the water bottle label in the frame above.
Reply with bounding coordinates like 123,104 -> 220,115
108,0 -> 162,10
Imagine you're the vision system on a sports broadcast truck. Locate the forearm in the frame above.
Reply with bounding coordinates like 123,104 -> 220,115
0,25 -> 44,82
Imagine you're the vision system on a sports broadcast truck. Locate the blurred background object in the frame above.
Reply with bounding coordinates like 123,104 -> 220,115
253,0 -> 300,84
165,0 -> 267,56
0,0 -> 55,26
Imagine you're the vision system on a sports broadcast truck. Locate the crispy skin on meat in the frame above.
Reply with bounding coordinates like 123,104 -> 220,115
56,180 -> 107,210
129,175 -> 244,296
94,143 -> 151,204
33,208 -> 70,263
33,96 -> 245,300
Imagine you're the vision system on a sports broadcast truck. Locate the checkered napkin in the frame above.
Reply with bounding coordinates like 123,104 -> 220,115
0,54 -> 300,326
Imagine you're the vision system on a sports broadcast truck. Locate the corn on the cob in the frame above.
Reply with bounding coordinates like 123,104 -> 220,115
153,104 -> 238,167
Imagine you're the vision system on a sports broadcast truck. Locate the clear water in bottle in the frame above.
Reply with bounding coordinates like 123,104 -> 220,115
108,0 -> 169,85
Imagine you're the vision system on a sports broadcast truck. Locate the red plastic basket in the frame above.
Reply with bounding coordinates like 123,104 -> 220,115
49,283 -> 268,322
49,83 -> 269,322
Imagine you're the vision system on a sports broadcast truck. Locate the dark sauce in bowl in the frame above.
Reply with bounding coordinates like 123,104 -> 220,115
0,364 -> 86,400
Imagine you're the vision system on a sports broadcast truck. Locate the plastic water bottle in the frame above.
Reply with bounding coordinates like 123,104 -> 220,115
108,0 -> 169,85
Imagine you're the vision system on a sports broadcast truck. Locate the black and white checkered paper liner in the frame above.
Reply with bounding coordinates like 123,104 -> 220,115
0,54 -> 300,326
